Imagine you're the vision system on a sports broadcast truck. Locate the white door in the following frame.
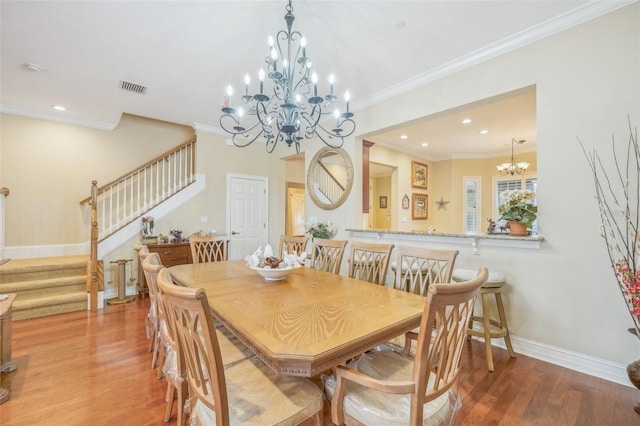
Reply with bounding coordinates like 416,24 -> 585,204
227,175 -> 268,260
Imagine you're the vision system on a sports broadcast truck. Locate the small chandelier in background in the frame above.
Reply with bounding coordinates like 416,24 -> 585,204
496,138 -> 530,175
219,0 -> 355,153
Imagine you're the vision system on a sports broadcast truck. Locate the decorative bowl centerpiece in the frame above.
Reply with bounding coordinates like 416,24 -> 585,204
251,264 -> 297,281
245,244 -> 306,282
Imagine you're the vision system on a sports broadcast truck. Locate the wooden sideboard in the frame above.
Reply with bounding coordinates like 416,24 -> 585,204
137,242 -> 192,297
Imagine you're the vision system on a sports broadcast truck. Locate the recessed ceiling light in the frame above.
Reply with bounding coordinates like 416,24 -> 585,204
421,142 -> 429,147
400,134 -> 408,140
462,118 -> 472,124
480,129 -> 488,134
53,105 -> 66,111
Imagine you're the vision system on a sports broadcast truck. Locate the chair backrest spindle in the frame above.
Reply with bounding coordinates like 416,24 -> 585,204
278,235 -> 308,258
310,238 -> 348,274
348,242 -> 394,285
190,235 -> 228,263
394,246 -> 459,296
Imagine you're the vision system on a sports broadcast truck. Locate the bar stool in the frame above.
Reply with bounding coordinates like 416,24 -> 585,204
452,268 -> 516,371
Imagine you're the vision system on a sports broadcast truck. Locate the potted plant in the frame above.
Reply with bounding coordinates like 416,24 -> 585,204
497,189 -> 537,236
581,121 -> 640,410
306,222 -> 337,240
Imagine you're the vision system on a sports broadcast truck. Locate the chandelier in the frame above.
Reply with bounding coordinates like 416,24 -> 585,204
496,138 -> 530,175
219,0 -> 355,153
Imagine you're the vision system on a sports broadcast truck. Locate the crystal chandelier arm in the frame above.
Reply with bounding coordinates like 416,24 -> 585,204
300,104 -> 322,128
220,116 -> 266,148
316,117 -> 356,139
265,133 -> 279,153
305,123 -> 345,149
254,101 -> 277,137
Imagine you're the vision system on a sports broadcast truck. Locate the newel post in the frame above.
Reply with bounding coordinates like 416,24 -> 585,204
88,181 -> 98,311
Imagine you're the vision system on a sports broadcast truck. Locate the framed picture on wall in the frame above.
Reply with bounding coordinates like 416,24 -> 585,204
411,161 -> 428,189
379,196 -> 387,209
412,193 -> 428,220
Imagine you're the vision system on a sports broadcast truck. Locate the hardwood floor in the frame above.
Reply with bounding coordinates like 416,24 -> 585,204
1,298 -> 639,425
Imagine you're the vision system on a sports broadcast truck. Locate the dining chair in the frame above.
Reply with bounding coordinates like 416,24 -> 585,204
156,267 -> 324,425
325,268 -> 488,426
189,235 -> 228,263
135,244 -> 160,364
310,238 -> 348,274
391,245 -> 459,354
133,244 -> 158,346
142,253 -> 187,423
278,234 -> 308,258
348,241 -> 394,286
145,257 -> 255,425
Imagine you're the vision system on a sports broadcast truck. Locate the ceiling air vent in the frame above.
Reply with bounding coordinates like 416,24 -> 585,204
119,80 -> 148,95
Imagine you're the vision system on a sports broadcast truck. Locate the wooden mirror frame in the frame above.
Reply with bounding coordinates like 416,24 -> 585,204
307,147 -> 354,210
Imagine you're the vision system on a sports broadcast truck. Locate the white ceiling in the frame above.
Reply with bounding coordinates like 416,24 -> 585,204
1,0 -> 633,158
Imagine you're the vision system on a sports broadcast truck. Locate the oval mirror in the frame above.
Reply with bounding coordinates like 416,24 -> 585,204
307,147 -> 354,210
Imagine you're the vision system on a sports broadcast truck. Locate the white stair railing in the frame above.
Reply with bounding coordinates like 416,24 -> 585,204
312,160 -> 345,203
80,137 -> 196,241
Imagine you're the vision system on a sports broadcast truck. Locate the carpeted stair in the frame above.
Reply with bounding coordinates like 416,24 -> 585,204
0,255 -> 89,320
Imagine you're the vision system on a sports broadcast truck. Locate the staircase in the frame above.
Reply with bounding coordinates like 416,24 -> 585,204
0,139 -> 197,318
0,255 -> 89,320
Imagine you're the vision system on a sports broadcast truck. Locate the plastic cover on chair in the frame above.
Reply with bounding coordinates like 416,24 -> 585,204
323,350 -> 459,425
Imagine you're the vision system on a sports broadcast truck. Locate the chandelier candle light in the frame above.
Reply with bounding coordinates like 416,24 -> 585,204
496,138 -> 530,175
220,0 -> 355,153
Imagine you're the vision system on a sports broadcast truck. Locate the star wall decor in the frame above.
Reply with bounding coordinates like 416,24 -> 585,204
436,197 -> 450,210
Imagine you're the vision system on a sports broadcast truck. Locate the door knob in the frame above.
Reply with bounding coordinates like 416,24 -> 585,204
231,231 -> 239,235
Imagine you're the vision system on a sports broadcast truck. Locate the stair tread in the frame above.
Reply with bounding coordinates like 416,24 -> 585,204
1,275 -> 85,287
0,255 -> 88,275
13,291 -> 87,310
1,256 -> 91,320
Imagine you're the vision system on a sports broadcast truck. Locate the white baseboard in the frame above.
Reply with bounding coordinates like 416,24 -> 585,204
86,290 -> 104,310
475,333 -> 632,388
103,287 -> 138,300
2,173 -> 206,260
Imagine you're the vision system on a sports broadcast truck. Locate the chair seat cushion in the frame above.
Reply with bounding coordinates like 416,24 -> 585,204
452,268 -> 505,284
215,325 -> 256,366
162,324 -> 254,382
192,356 -> 323,425
324,350 -> 455,425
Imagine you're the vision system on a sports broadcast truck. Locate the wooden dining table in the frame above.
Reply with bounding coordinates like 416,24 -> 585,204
169,260 -> 426,377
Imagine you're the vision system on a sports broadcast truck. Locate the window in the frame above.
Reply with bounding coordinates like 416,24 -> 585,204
463,176 -> 481,234
493,174 -> 538,234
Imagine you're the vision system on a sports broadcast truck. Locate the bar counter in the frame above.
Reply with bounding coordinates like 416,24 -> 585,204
346,228 -> 543,255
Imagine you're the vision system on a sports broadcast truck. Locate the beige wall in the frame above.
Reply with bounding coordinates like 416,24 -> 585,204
285,157 -> 305,184
0,113 -> 194,245
99,131 -> 291,289
347,5 -> 640,367
372,176 -> 391,229
0,3 -> 638,377
367,147 -> 537,234
428,151 -> 538,234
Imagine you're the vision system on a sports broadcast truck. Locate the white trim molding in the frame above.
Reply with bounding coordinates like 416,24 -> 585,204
478,334 -> 632,388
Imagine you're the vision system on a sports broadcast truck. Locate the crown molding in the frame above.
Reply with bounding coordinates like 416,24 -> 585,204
0,104 -> 117,130
353,0 -> 638,112
192,122 -> 227,135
